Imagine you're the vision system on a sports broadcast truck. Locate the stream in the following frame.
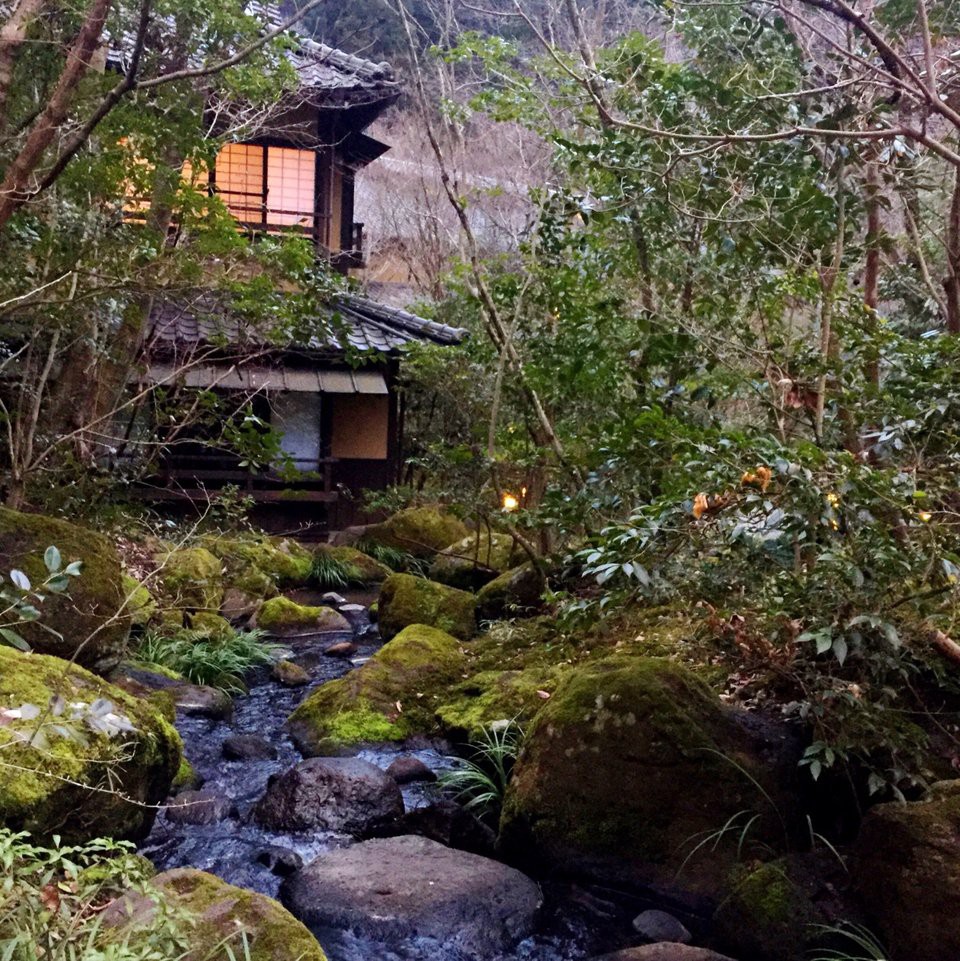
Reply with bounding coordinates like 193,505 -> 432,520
139,595 -> 627,961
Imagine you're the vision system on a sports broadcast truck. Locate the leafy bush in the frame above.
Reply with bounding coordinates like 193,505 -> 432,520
0,829 -> 185,961
438,719 -> 522,824
0,545 -> 82,651
137,629 -> 276,692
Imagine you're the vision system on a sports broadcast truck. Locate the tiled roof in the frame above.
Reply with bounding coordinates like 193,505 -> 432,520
107,2 -> 400,103
146,292 -> 467,358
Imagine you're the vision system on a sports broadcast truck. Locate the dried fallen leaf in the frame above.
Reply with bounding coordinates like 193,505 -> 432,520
536,690 -> 551,699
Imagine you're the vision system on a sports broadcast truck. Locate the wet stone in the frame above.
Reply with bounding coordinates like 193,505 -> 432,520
633,911 -> 692,945
386,755 -> 437,785
256,846 -> 304,878
271,660 -> 310,687
323,641 -> 357,658
222,734 -> 277,761
280,835 -> 541,960
164,790 -> 236,826
254,757 -> 404,835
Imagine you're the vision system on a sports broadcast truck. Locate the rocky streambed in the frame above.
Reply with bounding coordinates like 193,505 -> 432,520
139,595 -> 629,961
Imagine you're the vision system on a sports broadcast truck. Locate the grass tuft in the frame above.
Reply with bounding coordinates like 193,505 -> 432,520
137,628 -> 277,692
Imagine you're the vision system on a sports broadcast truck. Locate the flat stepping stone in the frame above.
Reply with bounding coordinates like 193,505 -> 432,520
280,835 -> 541,959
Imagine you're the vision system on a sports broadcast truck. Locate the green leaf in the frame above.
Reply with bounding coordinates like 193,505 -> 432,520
0,628 -> 29,651
43,546 -> 61,573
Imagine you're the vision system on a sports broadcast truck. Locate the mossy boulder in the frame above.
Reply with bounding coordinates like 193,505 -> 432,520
187,611 -> 234,640
255,596 -> 350,634
436,667 -> 561,741
286,624 -> 467,755
429,532 -> 523,591
364,507 -> 468,559
712,859 -> 822,961
0,507 -> 131,671
315,544 -> 392,583
203,535 -> 313,592
852,779 -> 960,961
121,574 -> 158,628
378,573 -> 477,641
154,547 -> 223,613
117,868 -> 327,961
476,564 -> 544,621
0,647 -> 181,842
499,656 -> 796,894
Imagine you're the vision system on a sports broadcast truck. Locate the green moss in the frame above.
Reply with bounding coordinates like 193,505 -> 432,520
316,544 -> 392,583
256,596 -> 348,632
436,667 -> 562,740
188,611 -> 234,640
378,573 -> 477,641
475,564 -> 544,621
154,548 -> 223,612
147,869 -> 327,961
364,507 -> 468,559
203,535 -> 313,589
0,507 -> 131,671
286,624 -> 467,753
0,647 -> 181,842
713,860 -> 819,961
233,567 -> 278,599
172,756 -> 201,792
121,574 -> 157,628
499,655 -> 791,893
430,532 -> 523,590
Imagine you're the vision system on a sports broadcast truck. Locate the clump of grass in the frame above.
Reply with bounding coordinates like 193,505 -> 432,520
354,540 -> 429,576
809,922 -> 889,961
310,551 -> 363,589
439,719 -> 523,824
137,628 -> 277,692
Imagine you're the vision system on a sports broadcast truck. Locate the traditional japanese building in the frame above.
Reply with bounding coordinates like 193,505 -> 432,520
132,14 -> 465,530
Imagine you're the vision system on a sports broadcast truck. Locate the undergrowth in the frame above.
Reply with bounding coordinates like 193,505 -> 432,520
137,628 -> 276,691
0,829 -> 186,961
439,719 -> 523,825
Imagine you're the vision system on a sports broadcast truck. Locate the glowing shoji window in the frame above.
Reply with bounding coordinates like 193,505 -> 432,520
215,143 -> 265,222
266,147 -> 315,228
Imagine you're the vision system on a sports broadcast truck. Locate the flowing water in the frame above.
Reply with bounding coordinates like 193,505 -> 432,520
139,600 -> 632,961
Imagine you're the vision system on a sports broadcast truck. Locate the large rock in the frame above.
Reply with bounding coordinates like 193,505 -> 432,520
286,625 -> 466,755
499,656 -> 797,896
254,757 -> 403,835
0,507 -> 131,671
476,563 -> 544,621
110,868 -> 328,961
378,573 -> 476,641
852,780 -> 960,961
364,507 -> 468,559
280,835 -> 541,959
203,535 -> 314,591
429,532 -> 523,591
0,647 -> 181,841
154,547 -> 223,613
591,947 -> 739,961
254,596 -> 350,635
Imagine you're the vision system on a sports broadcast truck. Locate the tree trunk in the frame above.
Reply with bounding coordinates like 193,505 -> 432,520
0,0 -> 112,231
943,167 -> 960,335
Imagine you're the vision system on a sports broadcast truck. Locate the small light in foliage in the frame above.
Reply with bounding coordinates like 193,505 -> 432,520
502,492 -> 519,512
919,511 -> 933,523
